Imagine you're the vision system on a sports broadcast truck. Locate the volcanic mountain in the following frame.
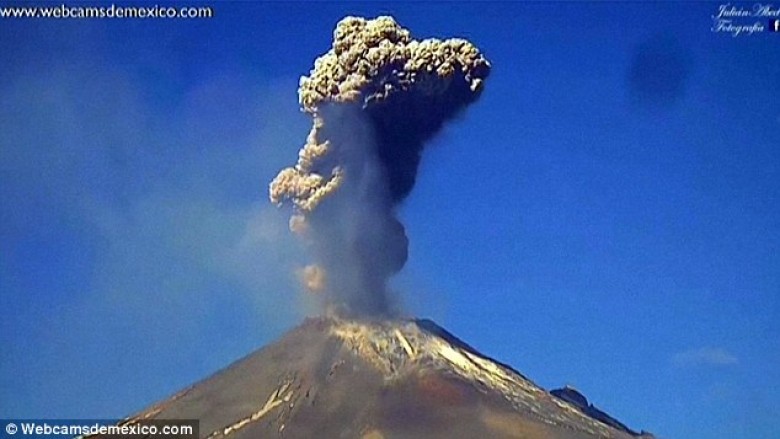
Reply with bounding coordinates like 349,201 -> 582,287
121,317 -> 653,438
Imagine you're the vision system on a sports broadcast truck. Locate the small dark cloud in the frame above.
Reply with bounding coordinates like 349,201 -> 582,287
627,35 -> 692,109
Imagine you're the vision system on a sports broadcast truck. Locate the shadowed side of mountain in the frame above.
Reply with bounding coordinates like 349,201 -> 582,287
109,317 -> 651,439
551,387 -> 654,439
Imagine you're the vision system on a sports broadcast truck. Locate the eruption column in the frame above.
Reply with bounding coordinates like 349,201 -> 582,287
269,16 -> 490,316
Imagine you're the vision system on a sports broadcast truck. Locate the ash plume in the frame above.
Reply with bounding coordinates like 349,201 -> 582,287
269,16 -> 490,316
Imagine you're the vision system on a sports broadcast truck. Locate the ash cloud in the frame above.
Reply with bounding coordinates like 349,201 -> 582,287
269,16 -> 491,316
627,36 -> 691,109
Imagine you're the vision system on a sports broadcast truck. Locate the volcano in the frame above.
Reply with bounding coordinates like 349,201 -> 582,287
121,317 -> 653,438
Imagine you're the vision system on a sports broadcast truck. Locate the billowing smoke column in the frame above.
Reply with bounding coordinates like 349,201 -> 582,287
270,16 -> 490,316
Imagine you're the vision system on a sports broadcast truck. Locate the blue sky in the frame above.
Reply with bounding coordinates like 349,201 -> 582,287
1,2 -> 778,438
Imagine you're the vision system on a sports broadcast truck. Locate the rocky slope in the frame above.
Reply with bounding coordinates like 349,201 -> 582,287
117,317 -> 652,438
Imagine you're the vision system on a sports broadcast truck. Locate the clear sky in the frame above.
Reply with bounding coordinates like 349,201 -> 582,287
1,2 -> 778,438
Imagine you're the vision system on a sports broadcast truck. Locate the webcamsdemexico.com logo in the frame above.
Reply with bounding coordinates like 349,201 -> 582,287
2,419 -> 199,438
0,4 -> 214,19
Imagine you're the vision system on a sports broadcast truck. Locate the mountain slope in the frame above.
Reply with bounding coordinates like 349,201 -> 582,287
123,317 -> 652,439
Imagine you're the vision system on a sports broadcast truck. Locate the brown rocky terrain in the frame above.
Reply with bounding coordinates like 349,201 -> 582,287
116,317 -> 653,438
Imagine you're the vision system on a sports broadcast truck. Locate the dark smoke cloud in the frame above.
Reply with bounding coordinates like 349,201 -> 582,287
627,36 -> 691,109
269,16 -> 490,316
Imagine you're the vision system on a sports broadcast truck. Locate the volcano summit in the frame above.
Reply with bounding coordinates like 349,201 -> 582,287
119,318 -> 652,438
